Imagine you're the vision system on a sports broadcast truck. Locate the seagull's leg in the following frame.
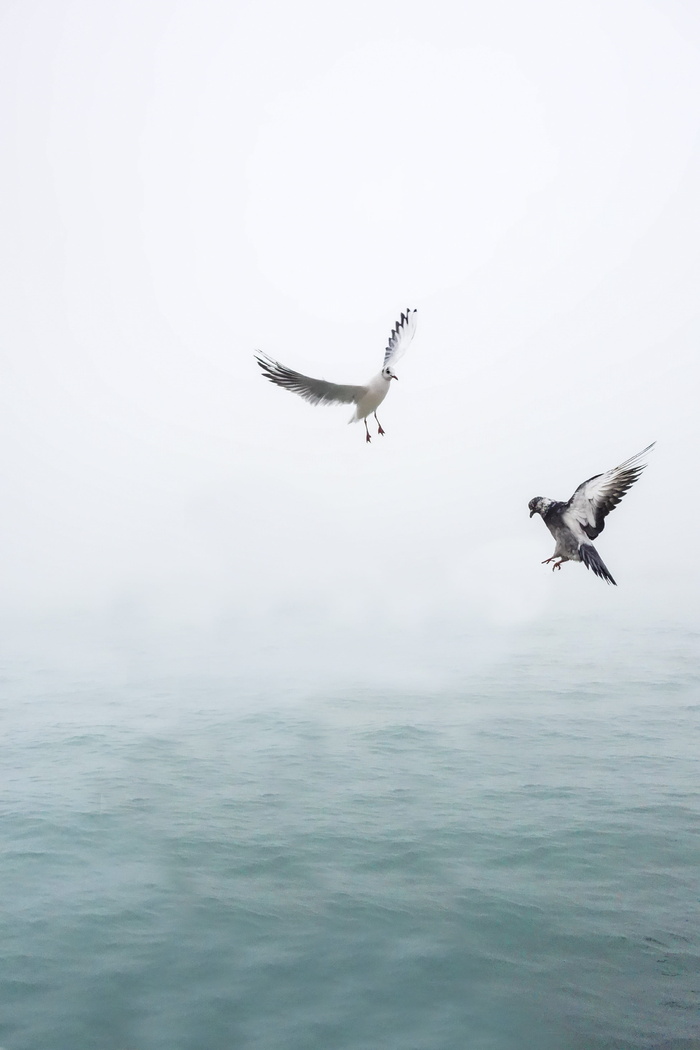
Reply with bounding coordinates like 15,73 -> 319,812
364,419 -> 372,444
374,412 -> 385,436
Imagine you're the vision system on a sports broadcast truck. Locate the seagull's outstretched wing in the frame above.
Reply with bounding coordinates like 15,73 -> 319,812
562,442 -> 655,541
383,309 -> 418,369
254,353 -> 365,407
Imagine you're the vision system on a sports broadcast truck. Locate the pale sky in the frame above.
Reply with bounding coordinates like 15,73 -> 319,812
1,0 -> 699,657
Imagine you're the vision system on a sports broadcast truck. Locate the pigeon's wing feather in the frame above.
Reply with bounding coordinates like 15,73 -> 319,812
561,443 -> 655,541
383,309 -> 418,369
254,353 -> 365,407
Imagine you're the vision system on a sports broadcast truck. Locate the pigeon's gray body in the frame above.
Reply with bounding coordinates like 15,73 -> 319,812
535,500 -> 581,560
529,443 -> 655,585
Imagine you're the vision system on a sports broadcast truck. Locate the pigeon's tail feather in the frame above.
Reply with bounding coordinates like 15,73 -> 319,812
579,543 -> 616,586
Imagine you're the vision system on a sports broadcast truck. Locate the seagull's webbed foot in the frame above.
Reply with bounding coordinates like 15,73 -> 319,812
374,412 -> 385,436
364,420 -> 372,444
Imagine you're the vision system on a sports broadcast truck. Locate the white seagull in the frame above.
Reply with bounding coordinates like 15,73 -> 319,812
528,443 -> 655,585
255,309 -> 417,443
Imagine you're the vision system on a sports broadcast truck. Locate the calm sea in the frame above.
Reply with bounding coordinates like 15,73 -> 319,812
2,615 -> 699,1050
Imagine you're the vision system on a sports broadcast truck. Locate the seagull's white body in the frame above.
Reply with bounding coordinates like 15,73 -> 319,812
255,309 -> 417,443
351,372 -> 392,424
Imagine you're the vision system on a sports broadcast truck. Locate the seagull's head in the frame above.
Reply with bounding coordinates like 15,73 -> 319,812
528,497 -> 544,518
382,367 -> 398,381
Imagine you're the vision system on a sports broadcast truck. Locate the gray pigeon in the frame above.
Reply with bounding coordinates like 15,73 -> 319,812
528,443 -> 655,585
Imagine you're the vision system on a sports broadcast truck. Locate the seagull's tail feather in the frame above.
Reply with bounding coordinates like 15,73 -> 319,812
579,543 -> 616,586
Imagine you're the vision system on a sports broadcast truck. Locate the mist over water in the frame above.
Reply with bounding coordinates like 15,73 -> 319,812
3,614 -> 699,1050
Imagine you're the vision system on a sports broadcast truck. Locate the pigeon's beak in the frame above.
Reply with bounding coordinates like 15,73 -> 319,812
529,509 -> 535,518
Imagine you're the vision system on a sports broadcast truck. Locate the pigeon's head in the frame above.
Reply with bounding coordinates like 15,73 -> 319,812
382,366 -> 398,381
528,497 -> 544,518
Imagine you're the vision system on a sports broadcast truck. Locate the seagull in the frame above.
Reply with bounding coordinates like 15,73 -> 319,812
254,309 -> 417,443
528,443 -> 655,585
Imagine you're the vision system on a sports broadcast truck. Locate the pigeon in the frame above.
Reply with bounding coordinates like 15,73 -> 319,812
255,309 -> 417,443
528,443 -> 655,585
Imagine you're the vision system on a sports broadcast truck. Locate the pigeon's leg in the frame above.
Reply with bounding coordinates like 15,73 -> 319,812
374,412 -> 385,436
551,559 -> 564,571
364,419 -> 372,444
541,557 -> 556,564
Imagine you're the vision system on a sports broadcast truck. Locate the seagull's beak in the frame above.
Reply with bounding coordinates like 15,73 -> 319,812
391,374 -> 398,381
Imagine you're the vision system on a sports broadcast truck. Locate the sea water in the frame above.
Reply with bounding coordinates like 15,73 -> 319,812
2,616 -> 699,1050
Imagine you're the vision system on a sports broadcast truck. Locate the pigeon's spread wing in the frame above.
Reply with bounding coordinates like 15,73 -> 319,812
254,353 -> 365,407
562,443 -> 655,541
383,309 -> 418,369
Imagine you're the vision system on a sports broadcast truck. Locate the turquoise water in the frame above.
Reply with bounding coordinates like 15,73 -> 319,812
2,619 -> 699,1049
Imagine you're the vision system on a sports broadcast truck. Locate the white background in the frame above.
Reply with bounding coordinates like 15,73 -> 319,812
2,0 -> 698,648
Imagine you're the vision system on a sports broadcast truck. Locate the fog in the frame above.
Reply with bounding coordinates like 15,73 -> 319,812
2,0 -> 699,671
